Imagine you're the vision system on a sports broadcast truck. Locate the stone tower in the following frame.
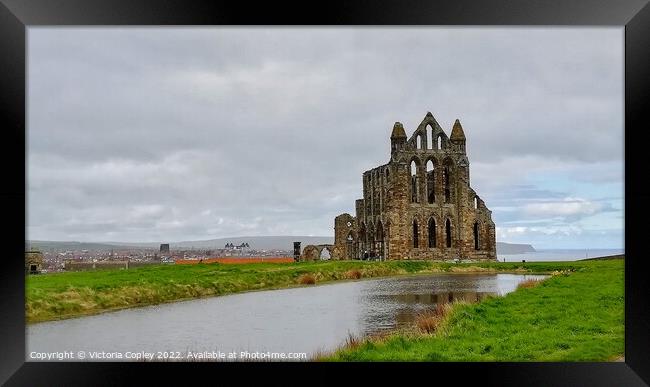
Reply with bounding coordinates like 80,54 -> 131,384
332,112 -> 497,261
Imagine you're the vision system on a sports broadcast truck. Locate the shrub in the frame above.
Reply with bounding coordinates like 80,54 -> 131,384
297,273 -> 316,285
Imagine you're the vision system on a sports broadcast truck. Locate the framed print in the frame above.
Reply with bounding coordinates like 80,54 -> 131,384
1,0 -> 648,385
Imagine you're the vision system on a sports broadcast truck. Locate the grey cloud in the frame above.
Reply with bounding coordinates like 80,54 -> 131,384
27,27 -> 624,243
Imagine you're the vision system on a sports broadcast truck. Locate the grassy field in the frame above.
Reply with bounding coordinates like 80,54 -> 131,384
322,258 -> 624,361
26,260 -> 582,323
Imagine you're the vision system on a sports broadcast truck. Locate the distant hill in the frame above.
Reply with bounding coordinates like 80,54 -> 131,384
169,236 -> 335,250
26,240 -> 137,251
28,238 -> 534,254
496,242 -> 536,255
27,236 -> 335,251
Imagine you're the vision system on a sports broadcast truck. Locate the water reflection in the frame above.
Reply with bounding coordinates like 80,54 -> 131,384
355,273 -> 545,335
362,291 -> 495,333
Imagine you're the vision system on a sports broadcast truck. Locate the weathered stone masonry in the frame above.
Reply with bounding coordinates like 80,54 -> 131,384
332,112 -> 497,261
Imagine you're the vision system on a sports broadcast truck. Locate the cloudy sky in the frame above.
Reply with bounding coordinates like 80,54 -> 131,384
27,27 -> 624,249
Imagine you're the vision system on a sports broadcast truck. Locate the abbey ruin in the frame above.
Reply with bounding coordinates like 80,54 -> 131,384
328,112 -> 497,261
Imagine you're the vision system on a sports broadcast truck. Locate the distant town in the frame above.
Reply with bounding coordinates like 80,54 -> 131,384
25,242 -> 293,274
24,237 -> 536,274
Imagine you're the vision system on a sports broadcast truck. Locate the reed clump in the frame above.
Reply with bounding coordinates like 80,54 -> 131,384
297,273 -> 317,285
517,278 -> 544,290
343,333 -> 363,350
415,303 -> 455,334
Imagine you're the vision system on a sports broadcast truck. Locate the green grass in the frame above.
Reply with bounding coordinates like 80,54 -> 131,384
322,259 -> 624,361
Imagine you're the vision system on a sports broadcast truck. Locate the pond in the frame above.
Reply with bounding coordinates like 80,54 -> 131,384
27,272 -> 547,361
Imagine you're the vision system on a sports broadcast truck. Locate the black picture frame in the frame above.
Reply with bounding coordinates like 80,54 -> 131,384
1,0 -> 648,385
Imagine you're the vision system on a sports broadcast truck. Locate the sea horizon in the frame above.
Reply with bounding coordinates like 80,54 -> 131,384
497,248 -> 624,262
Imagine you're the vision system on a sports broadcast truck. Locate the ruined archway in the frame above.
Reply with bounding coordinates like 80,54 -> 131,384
320,246 -> 332,260
331,244 -> 346,260
345,231 -> 357,260
300,245 -> 320,261
300,244 -> 336,261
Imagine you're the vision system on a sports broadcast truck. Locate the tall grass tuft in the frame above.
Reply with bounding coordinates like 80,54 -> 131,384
517,278 -> 543,290
344,333 -> 363,349
297,273 -> 316,285
415,303 -> 454,334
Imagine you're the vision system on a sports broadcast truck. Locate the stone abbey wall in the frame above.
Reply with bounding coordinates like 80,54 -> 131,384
333,112 -> 497,261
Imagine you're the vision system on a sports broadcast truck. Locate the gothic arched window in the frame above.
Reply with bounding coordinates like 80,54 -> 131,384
426,160 -> 435,204
413,219 -> 419,248
410,161 -> 419,203
428,218 -> 436,248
